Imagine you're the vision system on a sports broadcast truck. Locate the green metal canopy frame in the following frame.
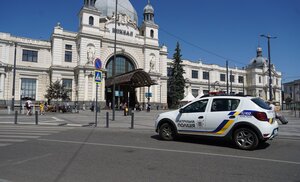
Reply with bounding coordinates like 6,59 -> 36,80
105,69 -> 157,88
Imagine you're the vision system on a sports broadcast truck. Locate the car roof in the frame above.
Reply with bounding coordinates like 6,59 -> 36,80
200,94 -> 254,99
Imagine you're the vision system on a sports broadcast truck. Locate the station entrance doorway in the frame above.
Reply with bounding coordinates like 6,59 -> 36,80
105,55 -> 155,109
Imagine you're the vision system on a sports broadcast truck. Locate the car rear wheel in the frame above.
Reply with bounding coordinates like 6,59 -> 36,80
233,128 -> 259,150
159,123 -> 176,141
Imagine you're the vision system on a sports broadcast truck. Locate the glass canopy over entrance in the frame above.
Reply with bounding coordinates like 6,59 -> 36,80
105,55 -> 156,108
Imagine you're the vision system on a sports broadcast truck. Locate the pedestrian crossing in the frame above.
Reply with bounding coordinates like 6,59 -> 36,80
0,125 -> 73,147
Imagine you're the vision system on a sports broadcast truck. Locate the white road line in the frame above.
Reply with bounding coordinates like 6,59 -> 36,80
0,132 -> 50,136
0,135 -> 39,139
39,138 -> 300,165
12,153 -> 52,165
0,130 -> 59,134
0,143 -> 11,147
0,139 -> 26,142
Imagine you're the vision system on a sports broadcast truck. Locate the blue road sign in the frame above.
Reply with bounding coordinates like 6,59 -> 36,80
94,70 -> 102,83
94,58 -> 102,70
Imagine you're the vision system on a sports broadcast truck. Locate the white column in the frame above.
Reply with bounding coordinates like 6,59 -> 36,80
84,75 -> 89,101
0,74 -> 4,99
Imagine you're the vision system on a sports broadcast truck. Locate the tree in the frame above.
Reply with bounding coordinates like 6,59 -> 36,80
167,42 -> 185,108
45,80 -> 70,103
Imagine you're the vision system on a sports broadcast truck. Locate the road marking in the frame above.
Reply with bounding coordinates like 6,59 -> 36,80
0,143 -> 11,147
0,132 -> 50,136
0,139 -> 26,142
0,135 -> 39,139
39,138 -> 300,165
12,153 -> 52,165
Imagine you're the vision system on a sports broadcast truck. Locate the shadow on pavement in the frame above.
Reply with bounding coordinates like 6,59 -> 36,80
151,134 -> 270,150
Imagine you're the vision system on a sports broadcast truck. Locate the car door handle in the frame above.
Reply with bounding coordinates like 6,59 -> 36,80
229,116 -> 235,119
198,116 -> 204,119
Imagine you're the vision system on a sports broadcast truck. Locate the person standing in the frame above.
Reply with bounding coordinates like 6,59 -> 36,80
25,99 -> 32,115
39,102 -> 45,115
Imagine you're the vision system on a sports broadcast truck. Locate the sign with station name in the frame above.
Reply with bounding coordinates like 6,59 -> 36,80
112,28 -> 133,37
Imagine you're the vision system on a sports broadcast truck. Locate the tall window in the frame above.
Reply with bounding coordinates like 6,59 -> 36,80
203,72 -> 209,80
89,16 -> 94,26
106,55 -> 134,78
150,29 -> 154,38
238,76 -> 244,83
167,67 -> 173,77
65,45 -> 72,62
259,76 -> 262,83
230,75 -> 235,82
22,50 -> 38,62
21,78 -> 36,100
62,79 -> 72,100
192,70 -> 198,79
220,74 -> 226,82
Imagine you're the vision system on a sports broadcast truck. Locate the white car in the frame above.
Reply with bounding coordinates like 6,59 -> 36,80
155,95 -> 278,150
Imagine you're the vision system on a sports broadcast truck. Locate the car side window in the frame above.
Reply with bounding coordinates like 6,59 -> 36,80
211,99 -> 240,112
183,99 -> 208,113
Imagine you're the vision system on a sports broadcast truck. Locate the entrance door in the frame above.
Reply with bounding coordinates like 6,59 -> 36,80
105,85 -> 136,109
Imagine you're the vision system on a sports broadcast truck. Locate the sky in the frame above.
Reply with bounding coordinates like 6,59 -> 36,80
0,0 -> 299,83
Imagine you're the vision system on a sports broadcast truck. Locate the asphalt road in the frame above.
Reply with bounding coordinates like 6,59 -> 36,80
0,124 -> 299,182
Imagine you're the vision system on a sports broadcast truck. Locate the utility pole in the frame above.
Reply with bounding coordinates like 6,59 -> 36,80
12,42 -> 17,111
260,34 -> 277,101
226,60 -> 229,94
230,70 -> 233,94
112,0 -> 118,121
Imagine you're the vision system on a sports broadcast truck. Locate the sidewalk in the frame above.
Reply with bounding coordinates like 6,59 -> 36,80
0,109 -> 299,137
0,108 -> 166,129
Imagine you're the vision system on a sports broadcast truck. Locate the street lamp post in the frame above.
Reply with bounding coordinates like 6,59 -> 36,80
12,42 -> 17,111
208,69 -> 213,92
112,0 -> 118,121
260,34 -> 277,101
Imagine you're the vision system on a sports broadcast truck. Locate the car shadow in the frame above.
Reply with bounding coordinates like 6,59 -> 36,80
151,134 -> 270,150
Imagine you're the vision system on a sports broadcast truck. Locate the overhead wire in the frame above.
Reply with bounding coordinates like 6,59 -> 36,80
117,2 -> 248,67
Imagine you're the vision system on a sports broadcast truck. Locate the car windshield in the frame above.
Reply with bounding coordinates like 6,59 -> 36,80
251,98 -> 271,110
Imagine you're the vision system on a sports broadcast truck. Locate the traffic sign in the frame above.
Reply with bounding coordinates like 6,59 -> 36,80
94,58 -> 102,70
94,70 -> 102,83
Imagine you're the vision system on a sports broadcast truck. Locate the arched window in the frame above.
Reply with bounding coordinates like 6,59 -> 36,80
150,29 -> 154,38
106,55 -> 135,78
89,16 -> 94,26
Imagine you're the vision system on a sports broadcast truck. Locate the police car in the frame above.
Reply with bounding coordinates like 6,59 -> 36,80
155,95 -> 278,150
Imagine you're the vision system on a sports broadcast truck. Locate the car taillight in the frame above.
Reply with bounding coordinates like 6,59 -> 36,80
253,112 -> 268,121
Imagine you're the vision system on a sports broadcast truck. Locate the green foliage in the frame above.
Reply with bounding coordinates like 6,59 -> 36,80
45,80 -> 70,103
167,42 -> 185,108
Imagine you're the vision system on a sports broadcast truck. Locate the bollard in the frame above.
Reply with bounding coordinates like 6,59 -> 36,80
35,111 -> 38,125
14,110 -> 18,124
106,112 -> 109,128
130,112 -> 134,129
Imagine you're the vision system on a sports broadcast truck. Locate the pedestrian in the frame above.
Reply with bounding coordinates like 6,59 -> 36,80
39,102 -> 45,115
25,99 -> 32,115
268,101 -> 288,125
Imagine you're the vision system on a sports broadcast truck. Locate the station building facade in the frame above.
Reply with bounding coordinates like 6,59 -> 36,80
0,0 -> 282,109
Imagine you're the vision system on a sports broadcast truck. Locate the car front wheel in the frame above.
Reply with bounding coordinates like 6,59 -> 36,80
159,123 -> 176,141
233,128 -> 259,150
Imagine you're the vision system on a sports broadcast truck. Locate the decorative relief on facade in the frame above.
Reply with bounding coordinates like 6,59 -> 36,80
149,54 -> 155,72
87,44 -> 95,65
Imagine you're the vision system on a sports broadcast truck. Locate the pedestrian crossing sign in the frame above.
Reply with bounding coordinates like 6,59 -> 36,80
94,70 -> 102,83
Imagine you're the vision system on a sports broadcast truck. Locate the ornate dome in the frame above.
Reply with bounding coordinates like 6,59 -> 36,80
95,0 -> 138,24
144,2 -> 154,14
249,47 -> 267,68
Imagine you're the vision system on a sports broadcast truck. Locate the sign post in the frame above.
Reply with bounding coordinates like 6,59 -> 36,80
94,67 -> 102,127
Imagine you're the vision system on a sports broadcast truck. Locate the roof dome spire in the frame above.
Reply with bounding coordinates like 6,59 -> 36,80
143,0 -> 154,23
84,0 -> 96,8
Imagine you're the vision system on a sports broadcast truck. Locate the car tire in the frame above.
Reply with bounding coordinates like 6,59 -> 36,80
159,123 -> 176,141
233,128 -> 259,150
